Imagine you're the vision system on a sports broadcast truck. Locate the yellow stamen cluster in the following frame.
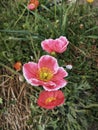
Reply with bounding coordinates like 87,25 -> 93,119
38,67 -> 53,82
45,97 -> 56,104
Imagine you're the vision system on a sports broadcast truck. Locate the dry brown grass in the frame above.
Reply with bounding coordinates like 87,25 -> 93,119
0,68 -> 34,130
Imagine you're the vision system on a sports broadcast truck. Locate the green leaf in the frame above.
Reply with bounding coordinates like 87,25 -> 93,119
67,113 -> 76,123
84,26 -> 98,34
85,35 -> 98,39
37,125 -> 45,130
83,104 -> 98,108
0,98 -> 3,104
62,4 -> 73,33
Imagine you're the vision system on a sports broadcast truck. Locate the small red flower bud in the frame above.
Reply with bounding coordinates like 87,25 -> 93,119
13,61 -> 22,71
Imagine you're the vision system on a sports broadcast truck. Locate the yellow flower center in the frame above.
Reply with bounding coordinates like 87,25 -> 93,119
87,0 -> 94,3
38,67 -> 53,82
45,97 -> 56,104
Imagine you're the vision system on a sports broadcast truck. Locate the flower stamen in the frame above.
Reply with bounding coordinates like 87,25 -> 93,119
38,67 -> 53,82
45,97 -> 56,104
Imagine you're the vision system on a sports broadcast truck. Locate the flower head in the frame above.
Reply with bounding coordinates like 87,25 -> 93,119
41,36 -> 69,54
27,0 -> 39,11
37,90 -> 65,109
13,61 -> 22,71
23,55 -> 68,91
86,0 -> 94,3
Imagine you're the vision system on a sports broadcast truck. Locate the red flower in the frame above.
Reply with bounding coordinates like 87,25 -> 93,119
13,61 -> 22,71
37,90 -> 65,109
27,0 -> 39,11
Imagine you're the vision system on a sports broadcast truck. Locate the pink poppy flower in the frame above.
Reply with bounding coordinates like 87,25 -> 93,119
41,36 -> 69,53
23,55 -> 68,91
27,4 -> 35,10
37,90 -> 65,109
27,0 -> 39,11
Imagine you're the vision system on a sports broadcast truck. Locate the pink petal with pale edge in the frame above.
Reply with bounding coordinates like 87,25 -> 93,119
23,62 -> 38,84
27,4 -> 35,10
53,41 -> 67,53
42,67 -> 68,91
28,78 -> 44,86
43,79 -> 67,91
28,78 -> 55,87
38,55 -> 59,74
52,67 -> 68,79
59,36 -> 69,46
52,38 -> 68,53
41,39 -> 54,53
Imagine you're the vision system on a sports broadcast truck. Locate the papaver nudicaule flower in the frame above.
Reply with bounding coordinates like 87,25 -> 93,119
41,36 -> 69,54
86,0 -> 94,3
27,0 -> 39,11
23,55 -> 68,91
37,90 -> 65,109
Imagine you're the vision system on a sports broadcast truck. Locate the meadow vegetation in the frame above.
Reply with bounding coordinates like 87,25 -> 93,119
0,0 -> 98,130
